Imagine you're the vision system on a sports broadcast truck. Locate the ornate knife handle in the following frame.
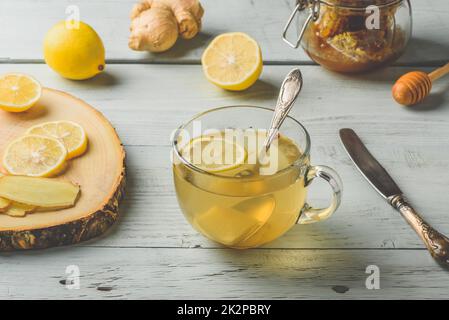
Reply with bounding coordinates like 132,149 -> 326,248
390,195 -> 449,266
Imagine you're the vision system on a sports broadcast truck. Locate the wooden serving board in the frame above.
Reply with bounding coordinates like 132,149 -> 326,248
0,88 -> 126,250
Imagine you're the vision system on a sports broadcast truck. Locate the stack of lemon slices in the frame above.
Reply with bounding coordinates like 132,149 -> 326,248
3,121 -> 88,177
0,73 -> 88,177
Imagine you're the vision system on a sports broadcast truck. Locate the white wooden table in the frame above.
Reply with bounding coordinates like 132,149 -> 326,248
1,0 -> 449,299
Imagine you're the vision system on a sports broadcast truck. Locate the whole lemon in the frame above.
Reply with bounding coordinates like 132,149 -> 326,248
44,21 -> 105,80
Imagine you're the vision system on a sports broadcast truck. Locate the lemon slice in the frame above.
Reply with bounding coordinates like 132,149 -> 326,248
0,73 -> 42,112
181,136 -> 247,173
26,121 -> 88,159
201,32 -> 263,91
3,134 -> 67,177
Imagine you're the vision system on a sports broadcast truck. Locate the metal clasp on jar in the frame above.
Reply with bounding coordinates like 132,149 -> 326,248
282,0 -> 321,48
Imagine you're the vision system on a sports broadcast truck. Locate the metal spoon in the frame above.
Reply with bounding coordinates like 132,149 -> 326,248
264,68 -> 303,151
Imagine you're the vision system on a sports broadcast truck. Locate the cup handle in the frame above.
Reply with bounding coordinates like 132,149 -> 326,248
297,165 -> 343,225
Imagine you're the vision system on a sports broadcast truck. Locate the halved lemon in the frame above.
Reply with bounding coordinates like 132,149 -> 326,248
181,136 -> 247,173
26,121 -> 88,159
3,134 -> 67,177
0,73 -> 42,112
201,32 -> 263,91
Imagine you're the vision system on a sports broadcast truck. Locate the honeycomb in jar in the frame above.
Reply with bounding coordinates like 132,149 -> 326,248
317,8 -> 344,38
328,30 -> 392,62
309,1 -> 405,65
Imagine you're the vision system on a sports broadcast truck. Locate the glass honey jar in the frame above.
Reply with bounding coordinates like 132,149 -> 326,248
283,0 -> 412,73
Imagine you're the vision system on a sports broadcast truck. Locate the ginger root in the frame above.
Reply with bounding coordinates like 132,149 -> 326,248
0,197 -> 11,212
5,202 -> 36,217
129,0 -> 204,52
0,176 -> 80,210
0,174 -> 11,212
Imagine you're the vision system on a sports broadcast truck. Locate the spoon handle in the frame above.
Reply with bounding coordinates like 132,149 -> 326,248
265,68 -> 303,150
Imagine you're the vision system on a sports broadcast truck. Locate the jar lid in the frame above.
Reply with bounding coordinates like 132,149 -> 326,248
322,0 -> 401,7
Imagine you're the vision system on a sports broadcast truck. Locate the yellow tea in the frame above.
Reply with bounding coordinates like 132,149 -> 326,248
173,130 -> 309,248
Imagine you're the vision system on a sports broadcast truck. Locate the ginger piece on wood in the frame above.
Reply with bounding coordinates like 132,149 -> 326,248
5,202 -> 37,217
0,176 -> 80,210
0,197 -> 11,212
129,0 -> 204,52
0,174 -> 11,212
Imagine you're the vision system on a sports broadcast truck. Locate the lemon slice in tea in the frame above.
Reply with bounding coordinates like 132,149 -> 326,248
3,134 -> 67,177
181,136 -> 247,173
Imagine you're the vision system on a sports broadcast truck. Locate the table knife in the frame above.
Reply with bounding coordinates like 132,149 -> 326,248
340,128 -> 449,267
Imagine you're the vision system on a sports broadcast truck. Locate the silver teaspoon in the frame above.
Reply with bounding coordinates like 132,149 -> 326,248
264,68 -> 303,151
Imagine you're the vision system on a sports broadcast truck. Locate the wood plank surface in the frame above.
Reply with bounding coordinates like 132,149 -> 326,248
0,64 -> 448,250
0,247 -> 447,299
1,0 -> 449,299
0,0 -> 447,64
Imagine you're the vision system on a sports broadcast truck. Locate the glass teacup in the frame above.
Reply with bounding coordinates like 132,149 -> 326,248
172,106 -> 342,249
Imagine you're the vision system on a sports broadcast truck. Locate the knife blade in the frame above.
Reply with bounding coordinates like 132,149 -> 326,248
339,128 -> 401,200
339,128 -> 449,267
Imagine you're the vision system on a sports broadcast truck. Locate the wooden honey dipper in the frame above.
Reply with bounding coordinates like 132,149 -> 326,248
392,62 -> 449,106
